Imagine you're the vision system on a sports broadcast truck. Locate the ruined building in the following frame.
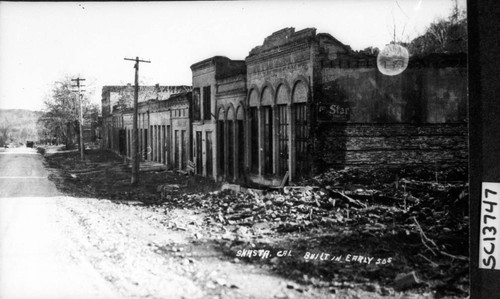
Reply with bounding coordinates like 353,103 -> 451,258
101,84 -> 191,159
102,27 -> 467,186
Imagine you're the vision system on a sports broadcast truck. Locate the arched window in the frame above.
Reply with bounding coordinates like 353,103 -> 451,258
236,105 -> 245,179
261,87 -> 273,175
226,107 -> 235,180
292,80 -> 309,177
217,107 -> 225,176
276,85 -> 289,176
248,89 -> 259,173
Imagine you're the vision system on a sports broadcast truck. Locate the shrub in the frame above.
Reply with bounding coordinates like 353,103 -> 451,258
36,147 -> 46,155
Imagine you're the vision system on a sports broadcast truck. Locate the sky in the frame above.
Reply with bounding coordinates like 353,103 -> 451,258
0,0 -> 465,111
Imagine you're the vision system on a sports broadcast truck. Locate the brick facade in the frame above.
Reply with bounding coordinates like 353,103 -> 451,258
101,27 -> 468,186
102,86 -> 192,170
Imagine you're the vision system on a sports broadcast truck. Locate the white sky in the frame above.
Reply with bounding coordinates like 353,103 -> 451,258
0,0 -> 465,111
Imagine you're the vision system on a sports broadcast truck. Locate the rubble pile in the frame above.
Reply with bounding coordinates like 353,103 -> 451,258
160,166 -> 469,296
44,149 -> 469,296
166,187 -> 351,231
163,167 -> 468,251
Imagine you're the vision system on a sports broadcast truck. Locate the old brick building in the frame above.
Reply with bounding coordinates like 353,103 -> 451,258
102,27 -> 467,186
190,57 -> 246,180
243,28 -> 351,184
102,85 -> 192,165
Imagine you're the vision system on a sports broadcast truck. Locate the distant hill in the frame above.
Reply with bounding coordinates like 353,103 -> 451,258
0,109 -> 43,146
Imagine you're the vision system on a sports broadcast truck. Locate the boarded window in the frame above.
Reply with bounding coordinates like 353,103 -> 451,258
203,86 -> 211,120
277,104 -> 288,175
193,88 -> 201,121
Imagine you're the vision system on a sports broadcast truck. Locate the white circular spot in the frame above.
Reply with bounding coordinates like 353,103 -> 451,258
377,44 -> 409,76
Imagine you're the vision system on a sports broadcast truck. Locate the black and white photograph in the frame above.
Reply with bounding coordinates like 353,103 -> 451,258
0,1 -> 498,298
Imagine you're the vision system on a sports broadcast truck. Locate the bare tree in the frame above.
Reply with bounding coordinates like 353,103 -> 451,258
408,4 -> 467,55
0,124 -> 10,146
39,76 -> 99,149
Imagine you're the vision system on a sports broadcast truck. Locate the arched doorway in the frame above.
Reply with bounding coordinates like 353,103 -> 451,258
217,107 -> 225,178
292,80 -> 309,178
276,84 -> 289,176
261,87 -> 273,175
236,105 -> 245,180
248,89 -> 259,174
226,107 -> 235,181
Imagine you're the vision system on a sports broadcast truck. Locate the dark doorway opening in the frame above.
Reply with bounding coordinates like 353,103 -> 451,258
196,131 -> 203,174
263,106 -> 273,175
206,131 -> 213,177
218,121 -> 225,177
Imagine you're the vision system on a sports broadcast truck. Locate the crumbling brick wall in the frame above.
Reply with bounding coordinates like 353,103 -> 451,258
314,123 -> 467,170
314,56 -> 467,170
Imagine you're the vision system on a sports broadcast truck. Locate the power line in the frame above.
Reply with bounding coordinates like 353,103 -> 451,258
124,57 -> 151,185
71,77 -> 86,160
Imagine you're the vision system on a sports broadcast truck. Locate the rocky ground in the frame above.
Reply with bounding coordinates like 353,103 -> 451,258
43,147 -> 469,299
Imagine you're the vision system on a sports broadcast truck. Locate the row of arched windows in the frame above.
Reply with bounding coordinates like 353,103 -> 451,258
215,78 -> 311,182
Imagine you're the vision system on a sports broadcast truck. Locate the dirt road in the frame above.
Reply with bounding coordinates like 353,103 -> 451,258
0,148 -> 120,299
0,147 -> 59,197
0,148 -> 350,299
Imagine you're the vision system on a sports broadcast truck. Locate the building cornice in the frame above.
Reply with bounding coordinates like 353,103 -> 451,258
246,42 -> 311,65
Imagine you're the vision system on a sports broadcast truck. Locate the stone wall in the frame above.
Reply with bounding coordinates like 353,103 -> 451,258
314,123 -> 468,169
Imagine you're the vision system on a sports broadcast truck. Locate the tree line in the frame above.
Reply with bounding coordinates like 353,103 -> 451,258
37,76 -> 99,148
0,109 -> 42,147
356,3 -> 467,57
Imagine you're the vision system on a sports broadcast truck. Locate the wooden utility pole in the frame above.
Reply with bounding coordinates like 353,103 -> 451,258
124,57 -> 151,185
71,77 -> 86,160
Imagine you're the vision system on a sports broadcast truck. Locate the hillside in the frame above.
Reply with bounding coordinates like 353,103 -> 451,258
0,109 -> 43,146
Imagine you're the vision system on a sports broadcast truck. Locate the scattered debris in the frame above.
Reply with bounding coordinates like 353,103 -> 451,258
44,149 -> 469,297
394,271 -> 421,291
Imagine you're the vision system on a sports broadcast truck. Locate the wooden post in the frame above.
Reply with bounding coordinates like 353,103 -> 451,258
124,57 -> 151,185
71,77 -> 85,160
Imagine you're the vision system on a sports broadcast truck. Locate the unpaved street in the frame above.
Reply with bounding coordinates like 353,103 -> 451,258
0,148 -> 119,299
0,147 -> 59,198
0,148 -> 351,299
